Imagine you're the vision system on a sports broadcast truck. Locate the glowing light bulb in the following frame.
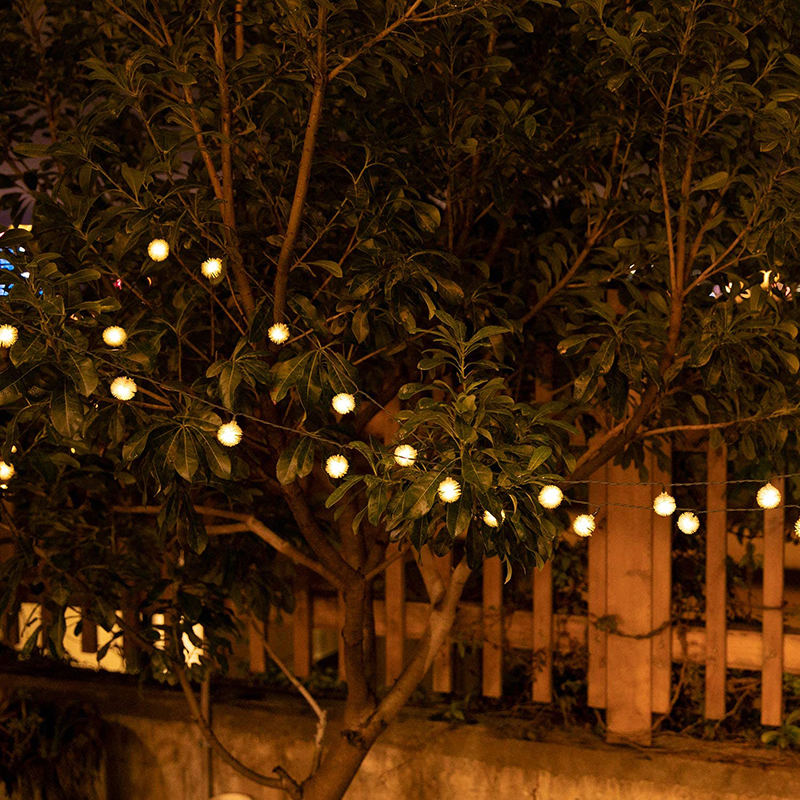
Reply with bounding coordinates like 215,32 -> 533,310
757,482 -> 781,509
201,258 -> 222,279
0,462 -> 15,481
483,509 -> 506,528
332,393 -> 356,415
438,477 -> 461,503
147,238 -> 169,261
325,454 -> 349,479
677,512 -> 699,535
217,421 -> 243,447
110,376 -> 137,401
393,445 -> 418,467
573,514 -> 595,538
0,325 -> 18,347
794,518 -> 800,538
102,326 -> 128,347
10,446 -> 16,454
268,323 -> 290,344
70,448 -> 76,454
653,492 -> 676,517
538,485 -> 563,509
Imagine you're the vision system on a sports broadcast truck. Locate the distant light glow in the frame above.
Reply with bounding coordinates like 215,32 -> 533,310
573,514 -> 595,537
677,512 -> 699,535
201,258 -> 223,279
653,492 -> 676,517
757,482 -> 781,509
393,445 -> 418,467
437,477 -> 461,503
268,323 -> 290,344
217,420 -> 243,447
0,462 -> 15,481
0,325 -> 18,347
102,326 -> 128,347
325,454 -> 349,479
538,485 -> 563,509
110,376 -> 137,401
147,238 -> 169,261
332,393 -> 356,414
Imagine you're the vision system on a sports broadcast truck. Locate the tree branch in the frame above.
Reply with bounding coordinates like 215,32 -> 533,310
272,10 -> 327,324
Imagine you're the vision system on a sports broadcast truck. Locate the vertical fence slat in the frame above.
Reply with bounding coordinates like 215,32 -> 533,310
385,544 -> 406,685
482,556 -> 503,698
532,560 -> 553,703
0,531 -> 17,645
432,552 -> 453,693
606,459 -> 653,745
293,568 -> 312,678
705,444 -> 728,720
762,476 -> 785,726
248,616 -> 266,673
651,446 -> 672,715
338,593 -> 346,682
588,464 -> 608,709
122,605 -> 139,673
81,607 -> 98,654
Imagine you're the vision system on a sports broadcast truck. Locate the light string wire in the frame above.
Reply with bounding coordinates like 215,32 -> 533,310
4,320 -> 800,498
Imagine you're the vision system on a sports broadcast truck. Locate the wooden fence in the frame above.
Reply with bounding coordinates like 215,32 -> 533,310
3,441 -> 798,745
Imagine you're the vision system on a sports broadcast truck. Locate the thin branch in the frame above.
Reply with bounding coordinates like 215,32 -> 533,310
639,408 -> 800,438
327,0 -> 424,82
174,660 -> 301,796
257,621 -> 327,777
272,9 -> 327,324
111,504 -> 339,586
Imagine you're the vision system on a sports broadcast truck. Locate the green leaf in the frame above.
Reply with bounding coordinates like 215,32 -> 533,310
446,484 -> 472,539
218,363 -> 242,410
276,436 -> 316,485
166,427 -> 199,482
413,202 -> 441,233
270,353 -> 312,403
462,454 -> 492,491
65,352 -> 99,397
51,384 -> 83,438
309,260 -> 343,278
200,438 -> 232,480
527,445 -> 552,471
123,426 -> 154,461
10,333 -> 46,366
692,172 -> 728,193
404,467 -> 447,518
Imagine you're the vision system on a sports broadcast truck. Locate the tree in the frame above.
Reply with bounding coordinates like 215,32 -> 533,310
1,1 -> 800,798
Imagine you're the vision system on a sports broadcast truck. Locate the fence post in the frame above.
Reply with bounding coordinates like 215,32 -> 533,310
705,444 -> 727,719
385,543 -> 406,685
651,445 -> 672,715
587,465 -> 608,709
482,556 -> 503,697
532,559 -> 553,703
605,456 -> 654,745
762,476 -> 785,726
432,552 -> 453,692
293,568 -> 312,678
337,593 -> 346,682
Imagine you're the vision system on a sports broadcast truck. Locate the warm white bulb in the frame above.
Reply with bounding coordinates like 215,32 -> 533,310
653,492 -> 677,517
102,326 -> 128,347
573,513 -> 595,537
325,454 -> 349,479
201,258 -> 223,279
10,446 -> 16,454
393,444 -> 418,467
331,393 -> 356,415
538,485 -> 563,509
438,477 -> 461,503
0,325 -> 18,348
110,376 -> 137,401
794,518 -> 800,538
268,323 -> 290,344
677,512 -> 700,535
147,238 -> 169,261
757,482 -> 781,510
0,461 -> 15,481
482,509 -> 505,528
217,421 -> 243,447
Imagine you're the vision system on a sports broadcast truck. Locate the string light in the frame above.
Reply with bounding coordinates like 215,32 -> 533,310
201,258 -> 223,279
217,420 -> 243,447
757,482 -> 781,509
393,445 -> 418,467
677,512 -> 700,535
438,477 -> 461,503
147,238 -> 169,261
0,325 -> 18,347
325,454 -> 349,479
794,518 -> 800,538
332,393 -> 356,415
110,376 -> 137,401
102,326 -> 128,347
0,462 -> 15,481
538,485 -> 563,509
268,323 -> 290,345
573,514 -> 595,537
10,446 -> 16,454
483,509 -> 506,527
653,491 -> 676,517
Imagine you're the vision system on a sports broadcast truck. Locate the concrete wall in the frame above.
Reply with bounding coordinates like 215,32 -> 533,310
3,674 -> 800,800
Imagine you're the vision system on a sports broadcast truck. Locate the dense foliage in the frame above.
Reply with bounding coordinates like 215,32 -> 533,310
1,0 -> 800,796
